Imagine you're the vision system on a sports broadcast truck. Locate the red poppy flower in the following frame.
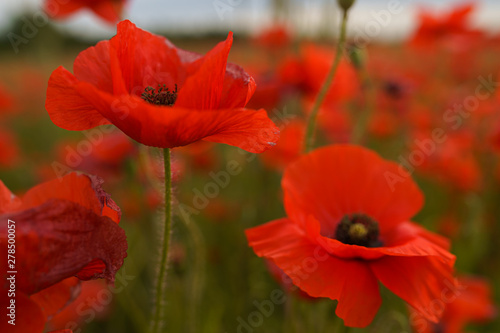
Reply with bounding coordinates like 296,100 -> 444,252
410,2 -> 483,49
410,276 -> 496,333
281,44 -> 359,104
301,97 -> 352,143
246,145 -> 456,327
46,20 -> 279,153
411,131 -> 481,192
0,173 -> 127,333
44,0 -> 126,25
253,25 -> 291,50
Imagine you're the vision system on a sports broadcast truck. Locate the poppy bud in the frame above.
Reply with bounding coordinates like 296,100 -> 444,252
337,0 -> 356,11
347,43 -> 365,70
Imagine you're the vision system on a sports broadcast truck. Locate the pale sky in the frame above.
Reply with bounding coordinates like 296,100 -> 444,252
0,0 -> 499,41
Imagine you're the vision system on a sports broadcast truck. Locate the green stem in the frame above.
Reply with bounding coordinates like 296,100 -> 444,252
303,10 -> 349,153
351,68 -> 374,144
150,148 -> 172,333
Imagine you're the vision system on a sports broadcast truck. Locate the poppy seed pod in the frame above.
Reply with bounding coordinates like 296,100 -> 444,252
337,0 -> 356,11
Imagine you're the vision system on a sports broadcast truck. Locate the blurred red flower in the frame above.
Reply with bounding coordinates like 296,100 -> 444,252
280,44 -> 359,104
44,0 -> 126,25
0,83 -> 14,114
0,128 -> 20,168
260,119 -> 305,170
246,145 -> 456,327
46,20 -> 279,153
410,276 -> 496,333
412,131 -> 481,192
0,173 -> 127,333
52,131 -> 136,181
253,25 -> 291,50
410,2 -> 483,49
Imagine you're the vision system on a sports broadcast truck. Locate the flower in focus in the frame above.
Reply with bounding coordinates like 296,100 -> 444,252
246,145 -> 456,327
46,20 -> 279,153
265,260 -> 317,301
410,276 -> 496,333
44,0 -> 127,25
0,173 -> 127,333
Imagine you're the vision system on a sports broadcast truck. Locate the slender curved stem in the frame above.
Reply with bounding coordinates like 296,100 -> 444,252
303,10 -> 349,153
150,148 -> 172,333
351,68 -> 374,144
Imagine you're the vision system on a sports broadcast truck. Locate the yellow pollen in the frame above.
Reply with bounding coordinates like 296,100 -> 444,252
348,223 -> 368,240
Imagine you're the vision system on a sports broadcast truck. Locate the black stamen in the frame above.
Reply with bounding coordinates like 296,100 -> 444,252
335,214 -> 382,247
141,84 -> 178,106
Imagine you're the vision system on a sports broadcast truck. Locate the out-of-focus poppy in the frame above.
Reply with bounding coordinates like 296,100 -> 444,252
280,43 -> 360,103
410,276 -> 496,333
253,25 -> 291,50
260,119 -> 305,170
0,128 -> 20,168
44,0 -> 126,25
411,131 -> 481,192
246,145 -> 455,327
46,20 -> 279,153
53,131 -> 136,181
301,98 -> 352,143
0,83 -> 14,114
173,141 -> 219,173
0,173 -> 127,333
410,2 -> 483,49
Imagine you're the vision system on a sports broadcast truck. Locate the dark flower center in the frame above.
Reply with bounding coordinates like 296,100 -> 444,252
335,214 -> 382,247
432,323 -> 445,333
383,80 -> 405,100
141,84 -> 178,106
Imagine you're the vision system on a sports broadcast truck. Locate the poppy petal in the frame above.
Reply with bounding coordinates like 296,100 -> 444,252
246,218 -> 381,327
74,82 -> 279,153
219,63 -> 257,109
0,292 -> 45,333
89,0 -> 124,23
74,41 -> 113,94
46,67 -> 111,131
175,32 -> 233,110
0,181 -> 20,213
18,173 -> 120,223
110,20 -> 182,94
2,199 -> 127,295
283,145 -> 424,236
371,255 -> 456,323
44,0 -> 86,18
30,277 -> 80,320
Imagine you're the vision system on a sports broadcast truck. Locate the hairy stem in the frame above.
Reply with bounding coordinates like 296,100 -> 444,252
304,10 -> 349,152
